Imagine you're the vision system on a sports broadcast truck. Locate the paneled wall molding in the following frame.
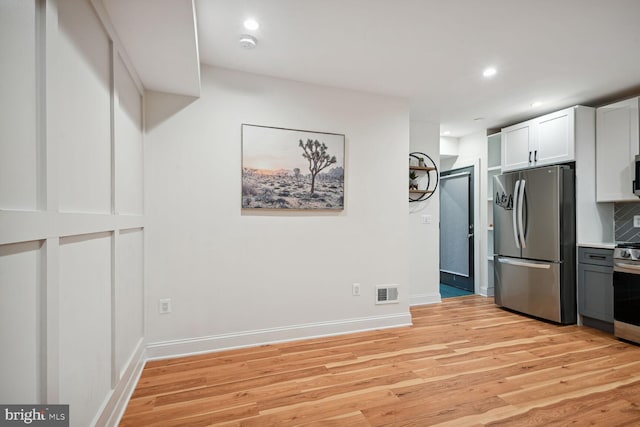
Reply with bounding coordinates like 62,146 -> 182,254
36,0 -> 48,211
42,237 -> 59,404
1,1 -> 145,425
0,211 -> 144,246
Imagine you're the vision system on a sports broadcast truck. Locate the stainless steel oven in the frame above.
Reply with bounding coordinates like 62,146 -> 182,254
613,244 -> 640,344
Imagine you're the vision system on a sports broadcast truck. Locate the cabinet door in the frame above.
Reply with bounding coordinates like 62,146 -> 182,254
534,107 -> 575,167
501,121 -> 532,172
578,263 -> 613,322
596,97 -> 640,202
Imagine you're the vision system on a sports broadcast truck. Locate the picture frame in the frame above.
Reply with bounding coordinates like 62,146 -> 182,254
241,124 -> 345,210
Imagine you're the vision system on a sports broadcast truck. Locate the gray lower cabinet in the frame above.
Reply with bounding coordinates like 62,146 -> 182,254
577,247 -> 613,330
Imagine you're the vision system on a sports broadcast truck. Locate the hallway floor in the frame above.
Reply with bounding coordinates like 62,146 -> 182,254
440,283 -> 473,298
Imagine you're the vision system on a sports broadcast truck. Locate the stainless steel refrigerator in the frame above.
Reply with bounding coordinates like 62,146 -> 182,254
493,165 -> 576,324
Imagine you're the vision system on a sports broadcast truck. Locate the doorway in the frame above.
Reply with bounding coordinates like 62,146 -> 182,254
440,166 -> 475,293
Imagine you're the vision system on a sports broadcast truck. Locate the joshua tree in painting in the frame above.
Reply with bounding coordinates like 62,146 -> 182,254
293,167 -> 301,183
299,139 -> 336,194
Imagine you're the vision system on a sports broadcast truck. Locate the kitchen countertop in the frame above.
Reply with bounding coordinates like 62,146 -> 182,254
577,242 -> 616,250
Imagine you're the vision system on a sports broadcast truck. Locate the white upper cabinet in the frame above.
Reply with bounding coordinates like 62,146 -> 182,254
502,106 -> 588,172
596,97 -> 640,202
501,121 -> 532,172
534,108 -> 575,166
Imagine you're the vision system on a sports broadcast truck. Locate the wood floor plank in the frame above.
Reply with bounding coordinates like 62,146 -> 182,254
256,371 -> 420,412
120,296 -> 640,426
240,390 -> 401,426
486,381 -> 640,426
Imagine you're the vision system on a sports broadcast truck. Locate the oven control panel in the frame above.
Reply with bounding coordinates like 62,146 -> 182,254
613,248 -> 640,261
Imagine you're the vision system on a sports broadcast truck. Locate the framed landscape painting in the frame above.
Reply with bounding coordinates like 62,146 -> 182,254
242,124 -> 345,210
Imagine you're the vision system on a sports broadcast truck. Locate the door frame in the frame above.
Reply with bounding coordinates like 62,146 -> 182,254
440,165 -> 475,291
439,159 -> 481,295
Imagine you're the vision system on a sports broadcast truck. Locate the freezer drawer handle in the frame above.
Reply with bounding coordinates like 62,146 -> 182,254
498,258 -> 551,269
513,180 -> 521,249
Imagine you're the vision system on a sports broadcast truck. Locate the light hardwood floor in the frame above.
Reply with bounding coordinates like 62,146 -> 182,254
120,296 -> 640,426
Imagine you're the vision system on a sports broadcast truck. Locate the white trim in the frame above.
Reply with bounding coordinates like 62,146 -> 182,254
189,0 -> 202,95
94,338 -> 146,427
0,211 -> 144,246
440,171 -> 470,180
479,286 -> 495,297
410,292 -> 441,306
145,314 -> 412,361
43,238 -> 60,403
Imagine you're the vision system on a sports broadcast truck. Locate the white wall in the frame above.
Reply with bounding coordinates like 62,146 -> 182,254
114,52 -> 144,216
59,233 -> 112,424
0,241 -> 41,403
409,121 -> 441,305
144,66 -> 411,356
0,1 -> 145,426
0,0 -> 38,211
439,136 -> 459,171
574,107 -> 614,243
0,0 -> 40,404
53,0 -> 112,214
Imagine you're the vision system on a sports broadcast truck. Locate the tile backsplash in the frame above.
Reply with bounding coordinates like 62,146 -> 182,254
615,203 -> 640,243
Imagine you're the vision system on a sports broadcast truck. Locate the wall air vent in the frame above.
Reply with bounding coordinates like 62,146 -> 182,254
376,285 -> 399,304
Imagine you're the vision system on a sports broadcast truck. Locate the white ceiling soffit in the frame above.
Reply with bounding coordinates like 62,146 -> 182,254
103,0 -> 201,97
195,0 -> 640,137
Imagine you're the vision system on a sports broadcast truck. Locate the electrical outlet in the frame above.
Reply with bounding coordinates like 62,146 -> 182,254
352,283 -> 361,296
634,215 -> 640,228
159,298 -> 172,314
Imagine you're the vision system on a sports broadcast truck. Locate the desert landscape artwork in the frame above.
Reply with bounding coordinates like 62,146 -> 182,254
242,124 -> 345,210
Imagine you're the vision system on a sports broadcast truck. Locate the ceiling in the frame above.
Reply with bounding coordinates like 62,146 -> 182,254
106,0 -> 640,138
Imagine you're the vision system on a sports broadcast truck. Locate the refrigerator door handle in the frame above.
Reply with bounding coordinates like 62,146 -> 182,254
498,257 -> 551,269
513,179 -> 521,249
518,179 -> 526,248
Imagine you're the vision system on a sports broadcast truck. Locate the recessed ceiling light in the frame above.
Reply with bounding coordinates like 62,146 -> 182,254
531,101 -> 543,108
239,34 -> 257,49
243,18 -> 259,31
442,131 -> 451,136
482,67 -> 497,78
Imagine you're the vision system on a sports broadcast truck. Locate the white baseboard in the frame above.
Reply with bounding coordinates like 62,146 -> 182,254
410,292 -> 441,306
95,338 -> 146,427
480,286 -> 495,297
145,313 -> 412,361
